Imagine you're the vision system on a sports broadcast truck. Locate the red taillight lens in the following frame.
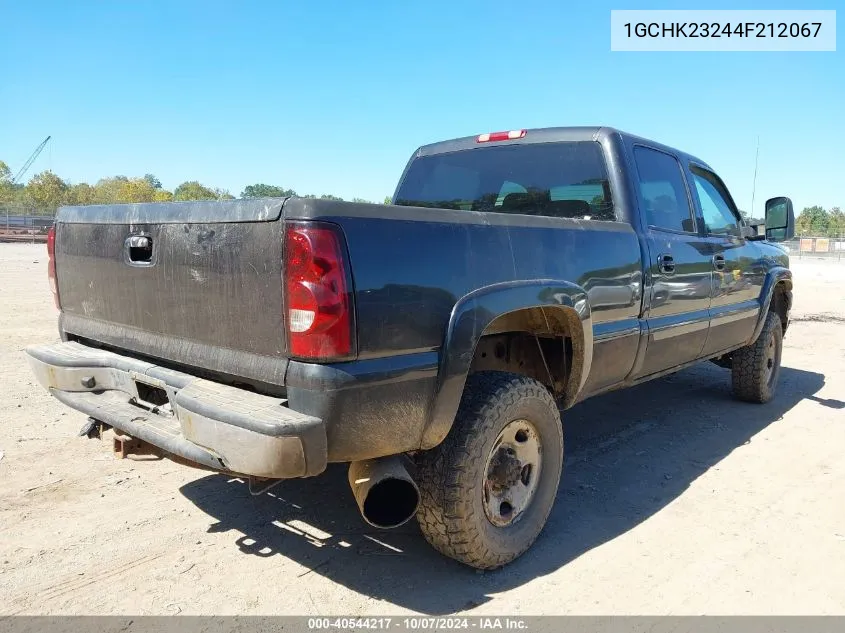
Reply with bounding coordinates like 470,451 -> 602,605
47,225 -> 56,257
47,225 -> 60,309
284,222 -> 352,359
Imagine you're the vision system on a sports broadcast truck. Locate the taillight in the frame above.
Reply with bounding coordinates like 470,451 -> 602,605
477,130 -> 527,143
284,222 -> 353,360
47,225 -> 60,309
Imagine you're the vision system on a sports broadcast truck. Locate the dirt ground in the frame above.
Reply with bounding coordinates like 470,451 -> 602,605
1,243 -> 843,616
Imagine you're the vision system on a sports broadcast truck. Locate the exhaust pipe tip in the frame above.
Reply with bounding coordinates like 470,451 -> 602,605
361,477 -> 420,529
349,456 -> 420,529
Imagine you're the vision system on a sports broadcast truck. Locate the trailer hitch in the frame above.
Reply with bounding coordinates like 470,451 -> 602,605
113,433 -> 159,459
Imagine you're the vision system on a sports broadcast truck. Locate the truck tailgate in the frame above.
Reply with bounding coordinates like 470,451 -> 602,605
54,198 -> 289,386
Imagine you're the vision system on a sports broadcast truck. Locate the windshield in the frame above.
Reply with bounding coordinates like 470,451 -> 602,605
395,141 -> 614,220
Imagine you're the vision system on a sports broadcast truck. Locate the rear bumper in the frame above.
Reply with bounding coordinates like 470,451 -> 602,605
25,341 -> 327,478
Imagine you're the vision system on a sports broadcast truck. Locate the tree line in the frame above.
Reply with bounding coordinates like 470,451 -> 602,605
0,161 -> 388,212
794,205 -> 845,238
1,160 -> 842,237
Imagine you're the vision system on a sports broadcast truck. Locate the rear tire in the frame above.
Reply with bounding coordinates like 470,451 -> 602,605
415,371 -> 563,569
731,311 -> 783,403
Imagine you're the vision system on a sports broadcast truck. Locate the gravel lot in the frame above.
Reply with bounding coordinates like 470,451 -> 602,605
1,243 -> 843,616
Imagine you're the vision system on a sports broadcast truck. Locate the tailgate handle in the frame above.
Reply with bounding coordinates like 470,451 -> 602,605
125,234 -> 153,265
128,235 -> 150,249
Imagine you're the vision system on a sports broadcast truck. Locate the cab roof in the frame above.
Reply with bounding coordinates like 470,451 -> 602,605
414,126 -> 711,171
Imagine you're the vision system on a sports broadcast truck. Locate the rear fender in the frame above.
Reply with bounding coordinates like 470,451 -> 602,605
421,280 -> 591,449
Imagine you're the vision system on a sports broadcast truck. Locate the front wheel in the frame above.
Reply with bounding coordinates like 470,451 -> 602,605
415,371 -> 563,569
731,311 -> 783,403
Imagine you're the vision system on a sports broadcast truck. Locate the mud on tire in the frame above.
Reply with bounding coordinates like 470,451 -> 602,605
415,371 -> 563,569
731,311 -> 783,404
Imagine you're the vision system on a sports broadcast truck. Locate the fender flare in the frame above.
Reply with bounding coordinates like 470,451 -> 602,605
420,279 -> 592,449
749,267 -> 793,344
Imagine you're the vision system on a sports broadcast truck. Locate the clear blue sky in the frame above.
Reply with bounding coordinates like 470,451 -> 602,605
1,0 -> 842,215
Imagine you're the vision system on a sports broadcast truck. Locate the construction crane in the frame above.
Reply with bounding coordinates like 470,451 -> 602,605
12,136 -> 51,184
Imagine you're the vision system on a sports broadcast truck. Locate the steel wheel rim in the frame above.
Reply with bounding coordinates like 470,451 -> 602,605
483,419 -> 542,528
765,329 -> 780,388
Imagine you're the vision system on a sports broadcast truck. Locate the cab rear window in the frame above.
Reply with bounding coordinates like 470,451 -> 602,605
395,141 -> 615,221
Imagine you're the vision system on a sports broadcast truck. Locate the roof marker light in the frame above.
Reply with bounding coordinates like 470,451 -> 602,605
477,130 -> 527,143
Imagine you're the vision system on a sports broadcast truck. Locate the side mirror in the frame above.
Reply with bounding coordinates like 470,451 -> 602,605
765,196 -> 795,242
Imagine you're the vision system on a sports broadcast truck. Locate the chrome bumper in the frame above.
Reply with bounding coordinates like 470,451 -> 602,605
25,341 -> 327,478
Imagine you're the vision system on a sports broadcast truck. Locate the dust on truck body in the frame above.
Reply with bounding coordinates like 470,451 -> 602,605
26,126 -> 795,569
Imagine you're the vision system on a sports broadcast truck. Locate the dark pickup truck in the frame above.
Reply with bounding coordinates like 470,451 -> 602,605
26,126 -> 795,569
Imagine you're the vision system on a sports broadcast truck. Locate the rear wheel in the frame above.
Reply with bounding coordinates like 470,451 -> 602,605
415,371 -> 563,569
731,311 -> 783,403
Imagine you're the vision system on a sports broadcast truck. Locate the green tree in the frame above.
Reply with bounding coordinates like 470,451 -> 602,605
383,196 -> 392,205
319,194 -> 344,201
213,188 -> 235,200
795,205 -> 829,236
66,183 -> 96,206
828,207 -> 845,237
26,170 -> 69,210
93,176 -> 129,204
153,189 -> 174,202
241,183 -> 296,198
0,160 -> 13,202
351,197 -> 373,204
144,174 -> 162,189
116,178 -> 159,203
174,181 -> 220,201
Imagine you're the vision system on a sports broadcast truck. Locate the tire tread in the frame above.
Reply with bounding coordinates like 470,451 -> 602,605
731,311 -> 783,403
415,371 -> 562,569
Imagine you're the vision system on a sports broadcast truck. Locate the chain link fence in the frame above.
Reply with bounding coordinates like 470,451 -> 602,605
782,235 -> 845,261
0,205 -> 55,243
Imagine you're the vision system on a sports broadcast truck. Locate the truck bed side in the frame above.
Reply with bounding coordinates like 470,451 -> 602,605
281,197 -> 643,460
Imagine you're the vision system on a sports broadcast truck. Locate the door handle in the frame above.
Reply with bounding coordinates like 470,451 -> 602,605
657,254 -> 675,274
712,254 -> 726,271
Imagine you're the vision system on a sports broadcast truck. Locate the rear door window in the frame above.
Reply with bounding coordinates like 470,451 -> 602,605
633,146 -> 696,233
